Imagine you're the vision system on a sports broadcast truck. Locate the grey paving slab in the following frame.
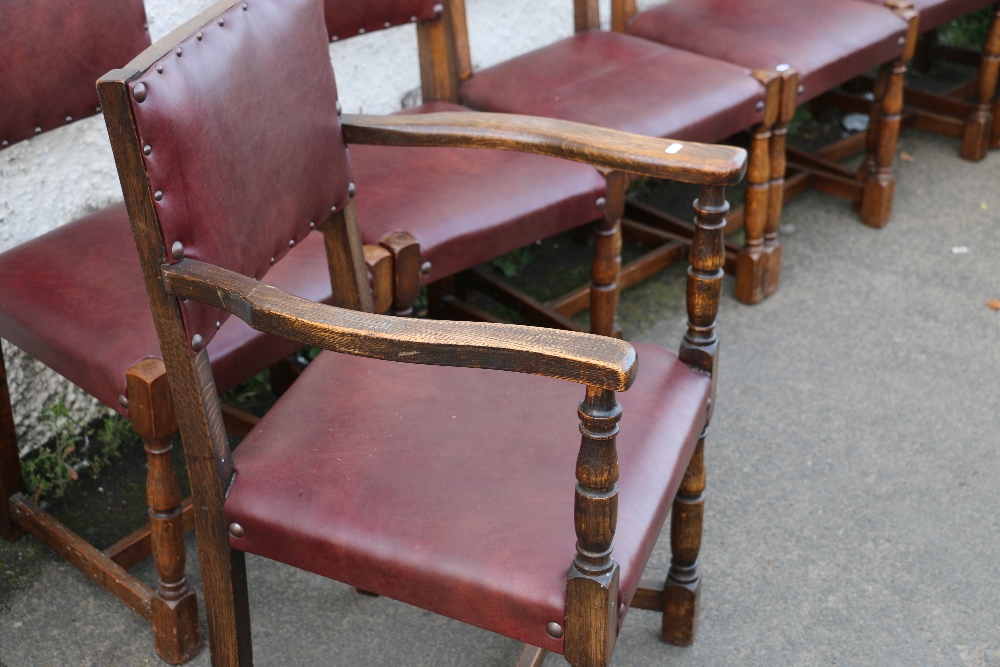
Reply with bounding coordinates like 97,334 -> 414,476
1,128 -> 998,666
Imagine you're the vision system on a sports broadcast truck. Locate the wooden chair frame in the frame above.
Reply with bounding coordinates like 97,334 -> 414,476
834,3 -> 1000,162
98,2 -> 747,662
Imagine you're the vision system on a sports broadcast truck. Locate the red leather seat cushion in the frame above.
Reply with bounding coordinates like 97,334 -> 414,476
858,0 -> 994,31
459,31 -> 766,144
350,102 -> 606,283
627,0 -> 909,102
224,343 -> 710,654
0,203 -> 335,416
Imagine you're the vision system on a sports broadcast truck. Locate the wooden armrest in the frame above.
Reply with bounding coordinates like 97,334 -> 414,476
162,259 -> 637,391
342,112 -> 747,186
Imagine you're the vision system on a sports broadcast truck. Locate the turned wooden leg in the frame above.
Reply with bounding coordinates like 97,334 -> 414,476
963,6 -> 1000,160
734,122 -> 771,305
764,67 -> 797,298
662,434 -> 705,646
590,172 -> 626,338
126,359 -> 200,665
861,59 -> 905,228
380,231 -> 421,317
0,349 -> 24,541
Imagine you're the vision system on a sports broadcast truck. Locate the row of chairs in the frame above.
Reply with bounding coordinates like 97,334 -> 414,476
1,0 -> 997,665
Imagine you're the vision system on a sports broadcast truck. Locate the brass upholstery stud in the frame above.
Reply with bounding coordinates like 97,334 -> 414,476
1,141 -> 7,148
331,35 -> 339,42
433,3 -> 443,16
154,190 -> 163,201
95,105 -> 101,113
798,84 -> 805,96
595,197 -> 606,210
228,523 -> 245,538
270,256 -> 275,265
348,182 -> 356,198
359,28 -> 366,34
546,622 -> 564,639
217,17 -> 225,26
331,205 -> 337,213
171,241 -> 184,259
133,83 -> 148,102
336,100 -> 343,116
241,2 -> 247,9
756,100 -> 764,112
175,47 -> 182,57
776,63 -> 791,72
308,221 -> 316,230
34,127 -> 41,134
155,63 -> 163,73
118,395 -> 130,409
421,261 -> 432,275
384,21 -> 391,28
143,144 -> 152,155
898,35 -> 905,45
216,321 -> 221,330
410,15 -> 417,22
191,334 -> 204,352
195,31 -> 203,41
65,116 -> 72,123
143,21 -> 148,30
289,239 -> 295,248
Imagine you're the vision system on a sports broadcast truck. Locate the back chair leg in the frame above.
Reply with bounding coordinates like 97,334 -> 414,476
590,171 -> 627,338
380,231 -> 422,317
0,348 -> 24,541
661,432 -> 705,646
126,360 -> 201,664
734,122 -> 771,305
765,68 -> 798,298
966,5 -> 1000,159
861,58 -> 905,228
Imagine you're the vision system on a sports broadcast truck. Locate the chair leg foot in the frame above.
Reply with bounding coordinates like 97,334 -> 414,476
960,113 -> 991,162
860,176 -> 895,229
152,588 -> 201,665
764,241 -> 782,299
661,570 -> 700,646
734,247 -> 767,305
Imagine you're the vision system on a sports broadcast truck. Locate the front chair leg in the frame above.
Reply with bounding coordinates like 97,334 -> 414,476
380,231 -> 422,317
126,360 -> 201,664
661,433 -> 705,646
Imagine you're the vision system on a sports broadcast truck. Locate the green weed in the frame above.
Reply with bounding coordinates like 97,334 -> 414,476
20,402 -> 137,502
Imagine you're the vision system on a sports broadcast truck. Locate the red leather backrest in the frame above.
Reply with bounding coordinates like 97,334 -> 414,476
0,0 -> 150,148
127,0 -> 353,351
324,0 -> 442,41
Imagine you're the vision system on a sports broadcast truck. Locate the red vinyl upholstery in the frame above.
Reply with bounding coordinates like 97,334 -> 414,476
626,0 -> 909,103
224,343 -> 711,654
858,0 -> 994,31
350,102 -> 607,284
459,31 -> 766,144
126,0 -> 351,353
0,0 -> 150,148
324,0 -> 441,41
0,204 -> 338,418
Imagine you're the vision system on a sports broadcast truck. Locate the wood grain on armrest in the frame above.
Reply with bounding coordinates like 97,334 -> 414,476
342,112 -> 747,185
162,259 -> 638,391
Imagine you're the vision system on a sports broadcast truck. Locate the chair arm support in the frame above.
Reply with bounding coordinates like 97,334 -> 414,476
162,259 -> 638,391
342,112 -> 747,185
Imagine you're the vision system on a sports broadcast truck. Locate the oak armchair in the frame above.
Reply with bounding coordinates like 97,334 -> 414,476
99,1 -> 747,665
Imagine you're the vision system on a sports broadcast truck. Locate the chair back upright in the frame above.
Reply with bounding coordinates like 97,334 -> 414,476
103,0 -> 354,356
0,0 -> 150,148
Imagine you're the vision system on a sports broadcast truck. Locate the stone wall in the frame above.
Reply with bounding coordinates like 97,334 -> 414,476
1,0 -> 658,453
